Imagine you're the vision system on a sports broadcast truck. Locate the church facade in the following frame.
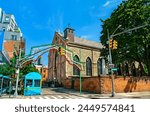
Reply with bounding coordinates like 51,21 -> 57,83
48,26 -> 106,86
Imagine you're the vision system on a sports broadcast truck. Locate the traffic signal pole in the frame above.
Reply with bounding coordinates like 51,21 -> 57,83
107,29 -> 115,97
106,24 -> 148,97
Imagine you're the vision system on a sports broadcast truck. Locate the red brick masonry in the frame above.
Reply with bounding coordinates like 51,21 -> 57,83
64,76 -> 150,94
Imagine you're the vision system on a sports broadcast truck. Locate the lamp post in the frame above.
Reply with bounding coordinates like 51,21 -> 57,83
107,25 -> 121,97
14,48 -> 22,97
107,24 -> 148,97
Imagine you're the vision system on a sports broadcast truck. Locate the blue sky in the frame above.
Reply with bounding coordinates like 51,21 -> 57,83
0,0 -> 123,65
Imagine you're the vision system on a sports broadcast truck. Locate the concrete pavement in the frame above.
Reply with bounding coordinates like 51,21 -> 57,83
56,88 -> 150,99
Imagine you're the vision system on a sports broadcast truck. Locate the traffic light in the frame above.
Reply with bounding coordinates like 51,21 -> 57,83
58,47 -> 65,55
109,39 -> 113,49
113,40 -> 118,49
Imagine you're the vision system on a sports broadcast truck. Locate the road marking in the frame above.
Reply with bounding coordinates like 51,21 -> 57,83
50,96 -> 58,99
57,96 -> 64,99
44,96 -> 50,99
39,97 -> 43,99
64,96 -> 71,99
69,96 -> 79,99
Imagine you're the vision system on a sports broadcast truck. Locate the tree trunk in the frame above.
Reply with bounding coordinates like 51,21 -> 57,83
144,44 -> 150,76
147,63 -> 150,76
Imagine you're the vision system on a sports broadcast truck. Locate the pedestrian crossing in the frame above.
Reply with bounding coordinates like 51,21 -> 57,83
23,95 -> 85,99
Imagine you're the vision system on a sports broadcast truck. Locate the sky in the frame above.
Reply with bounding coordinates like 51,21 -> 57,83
0,0 -> 123,65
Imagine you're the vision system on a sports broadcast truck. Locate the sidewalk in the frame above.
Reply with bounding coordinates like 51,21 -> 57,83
46,87 -> 150,99
81,91 -> 150,99
0,94 -> 24,99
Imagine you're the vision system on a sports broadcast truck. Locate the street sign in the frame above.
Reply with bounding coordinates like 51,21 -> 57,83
111,68 -> 118,71
109,64 -> 114,68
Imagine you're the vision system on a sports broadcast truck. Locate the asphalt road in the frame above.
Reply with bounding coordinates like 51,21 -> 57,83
0,87 -> 150,99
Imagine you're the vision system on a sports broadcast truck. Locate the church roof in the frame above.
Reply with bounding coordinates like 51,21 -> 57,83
73,36 -> 102,49
57,32 -> 103,49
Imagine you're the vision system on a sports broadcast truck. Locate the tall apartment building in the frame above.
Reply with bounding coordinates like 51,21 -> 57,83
0,8 -> 25,64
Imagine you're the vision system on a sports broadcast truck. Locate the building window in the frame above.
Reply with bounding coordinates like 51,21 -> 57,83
97,58 -> 102,76
34,80 -> 40,87
55,37 -> 58,41
26,79 -> 32,87
73,55 -> 80,76
5,16 -> 9,21
2,27 -> 5,31
54,52 -> 58,69
86,57 -> 92,76
11,35 -> 17,40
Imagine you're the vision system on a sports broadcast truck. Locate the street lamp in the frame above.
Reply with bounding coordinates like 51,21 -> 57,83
107,24 -> 148,97
112,25 -> 122,36
107,25 -> 121,97
14,48 -> 22,97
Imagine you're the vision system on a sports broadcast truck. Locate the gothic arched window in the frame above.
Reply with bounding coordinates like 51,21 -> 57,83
97,58 -> 102,76
73,55 -> 80,76
86,57 -> 92,76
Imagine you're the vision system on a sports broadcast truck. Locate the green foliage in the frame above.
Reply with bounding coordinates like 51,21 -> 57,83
20,64 -> 39,76
0,51 -> 39,77
0,64 -> 15,76
100,0 -> 150,75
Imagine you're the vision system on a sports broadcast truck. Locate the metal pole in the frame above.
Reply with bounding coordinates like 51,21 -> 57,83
14,48 -> 22,97
106,24 -> 147,97
111,24 -> 149,38
0,78 -> 3,97
9,80 -> 12,98
80,73 -> 82,94
107,29 -> 115,97
79,48 -> 82,94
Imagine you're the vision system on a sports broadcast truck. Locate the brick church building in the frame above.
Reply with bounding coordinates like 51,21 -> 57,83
48,26 -> 106,87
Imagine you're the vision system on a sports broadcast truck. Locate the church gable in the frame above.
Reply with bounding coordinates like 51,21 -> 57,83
52,32 -> 66,45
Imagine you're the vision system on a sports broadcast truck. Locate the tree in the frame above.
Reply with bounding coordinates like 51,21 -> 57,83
0,52 -> 39,77
100,0 -> 150,75
0,64 -> 15,76
20,64 -> 39,76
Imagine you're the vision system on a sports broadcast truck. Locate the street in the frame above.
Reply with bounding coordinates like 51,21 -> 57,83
21,88 -> 87,99
1,87 -> 150,99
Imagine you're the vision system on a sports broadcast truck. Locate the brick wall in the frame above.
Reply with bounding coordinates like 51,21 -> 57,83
4,40 -> 25,59
64,76 -> 150,94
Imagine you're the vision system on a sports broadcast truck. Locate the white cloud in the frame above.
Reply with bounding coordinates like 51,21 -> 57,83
80,35 -> 92,39
103,0 -> 123,7
103,1 -> 111,7
89,0 -> 123,18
